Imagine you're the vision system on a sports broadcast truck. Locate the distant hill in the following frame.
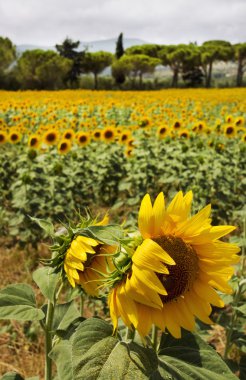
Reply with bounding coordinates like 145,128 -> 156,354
16,38 -> 147,54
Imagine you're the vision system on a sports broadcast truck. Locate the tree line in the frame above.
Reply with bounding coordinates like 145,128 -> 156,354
0,34 -> 245,90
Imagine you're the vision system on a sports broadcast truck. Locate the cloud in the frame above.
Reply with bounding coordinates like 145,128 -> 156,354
0,0 -> 245,46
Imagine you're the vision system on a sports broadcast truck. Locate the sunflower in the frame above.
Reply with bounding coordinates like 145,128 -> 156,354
172,121 -> 181,130
241,133 -> 246,143
28,134 -> 40,149
43,129 -> 59,145
109,191 -> 239,338
124,147 -> 134,158
9,130 -> 21,144
0,131 -> 7,144
224,125 -> 235,138
62,129 -> 75,140
58,139 -> 71,155
102,127 -> 115,143
178,129 -> 190,139
92,129 -> 102,141
235,116 -> 244,127
64,216 -> 116,296
119,130 -> 131,144
77,132 -> 91,147
157,126 -> 168,139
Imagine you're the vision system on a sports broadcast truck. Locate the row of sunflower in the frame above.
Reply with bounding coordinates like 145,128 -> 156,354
0,89 -> 245,155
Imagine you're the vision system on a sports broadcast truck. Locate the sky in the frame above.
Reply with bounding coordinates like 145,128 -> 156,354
0,0 -> 246,46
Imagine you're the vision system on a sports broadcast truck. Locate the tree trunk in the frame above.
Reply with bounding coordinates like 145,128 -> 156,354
171,69 -> 179,88
94,73 -> 98,90
236,58 -> 243,87
206,61 -> 213,88
139,72 -> 143,88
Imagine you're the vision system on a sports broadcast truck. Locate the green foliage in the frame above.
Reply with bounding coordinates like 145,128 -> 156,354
158,329 -> 238,379
56,38 -> 85,86
0,284 -> 45,321
33,267 -> 60,302
50,318 -> 237,380
126,43 -> 162,58
15,49 -> 72,89
0,37 -> 16,72
0,135 -> 245,246
83,51 -> 113,89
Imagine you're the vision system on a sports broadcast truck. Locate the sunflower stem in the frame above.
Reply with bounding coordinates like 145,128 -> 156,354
125,327 -> 135,341
152,325 -> 159,351
45,299 -> 55,380
80,294 -> 84,316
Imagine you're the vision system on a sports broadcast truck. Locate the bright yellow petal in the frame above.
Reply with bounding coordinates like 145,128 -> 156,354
135,303 -> 153,336
184,290 -> 213,324
191,226 -> 236,245
133,238 -> 175,267
193,279 -> 224,308
108,288 -> 119,332
126,273 -> 163,308
95,213 -> 109,226
138,194 -> 154,238
175,204 -> 211,238
133,264 -> 167,295
162,305 -> 181,338
132,244 -> 170,274
152,192 -> 166,237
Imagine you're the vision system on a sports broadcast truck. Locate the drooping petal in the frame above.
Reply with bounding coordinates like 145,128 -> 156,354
133,238 -> 175,267
133,264 -> 167,295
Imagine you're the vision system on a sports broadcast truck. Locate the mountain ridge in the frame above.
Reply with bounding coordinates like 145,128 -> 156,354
17,38 -> 148,54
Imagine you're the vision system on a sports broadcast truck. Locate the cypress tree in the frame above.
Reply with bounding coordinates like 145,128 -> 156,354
115,33 -> 124,59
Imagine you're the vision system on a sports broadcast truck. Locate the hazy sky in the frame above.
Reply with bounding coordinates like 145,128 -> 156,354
0,0 -> 245,46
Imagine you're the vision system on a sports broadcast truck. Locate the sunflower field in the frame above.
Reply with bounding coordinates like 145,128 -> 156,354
0,89 -> 246,380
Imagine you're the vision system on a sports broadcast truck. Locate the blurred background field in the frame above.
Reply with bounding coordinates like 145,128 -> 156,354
0,88 -> 245,247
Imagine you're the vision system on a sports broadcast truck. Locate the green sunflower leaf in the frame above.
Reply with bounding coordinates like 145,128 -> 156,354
33,266 -> 60,302
50,317 -> 158,380
0,284 -> 45,321
29,216 -> 54,236
0,373 -> 25,380
156,329 -> 238,379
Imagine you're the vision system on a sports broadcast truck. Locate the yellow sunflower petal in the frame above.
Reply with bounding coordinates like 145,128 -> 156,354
126,273 -> 163,308
108,288 -> 119,332
135,303 -> 153,337
133,238 -> 175,267
152,192 -> 166,237
191,225 -> 236,245
117,284 -> 139,328
133,264 -> 167,295
184,290 -> 213,324
162,306 -> 182,338
95,213 -> 109,226
193,279 -> 224,307
175,204 -> 211,237
138,194 -> 154,238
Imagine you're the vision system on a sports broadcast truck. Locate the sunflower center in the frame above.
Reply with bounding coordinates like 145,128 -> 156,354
154,235 -> 199,303
30,138 -> 37,146
226,127 -> 233,135
46,133 -> 56,142
11,134 -> 18,141
105,130 -> 113,139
